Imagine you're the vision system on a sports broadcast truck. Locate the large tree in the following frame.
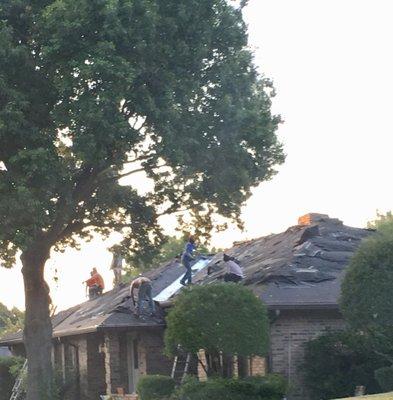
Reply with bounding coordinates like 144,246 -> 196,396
0,0 -> 284,398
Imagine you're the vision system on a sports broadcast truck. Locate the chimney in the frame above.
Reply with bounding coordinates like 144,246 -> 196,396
298,213 -> 330,226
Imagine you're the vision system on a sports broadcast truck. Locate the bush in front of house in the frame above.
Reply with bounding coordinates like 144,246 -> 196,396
171,374 -> 287,400
137,375 -> 176,400
0,356 -> 25,400
165,284 -> 269,378
303,330 -> 387,399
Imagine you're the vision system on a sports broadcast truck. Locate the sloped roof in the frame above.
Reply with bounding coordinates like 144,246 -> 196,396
199,214 -> 372,309
0,258 -> 192,345
0,214 -> 372,345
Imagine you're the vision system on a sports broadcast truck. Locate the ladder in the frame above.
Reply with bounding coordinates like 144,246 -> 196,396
171,349 -> 191,384
10,359 -> 27,400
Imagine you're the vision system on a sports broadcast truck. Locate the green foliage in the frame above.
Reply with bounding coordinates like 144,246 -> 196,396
137,375 -> 176,400
165,284 -> 269,358
367,211 -> 393,232
0,356 -> 24,400
0,1 -> 283,397
303,330 -> 386,399
341,220 -> 393,334
0,302 -> 24,336
375,366 -> 393,392
0,0 -> 284,267
171,375 -> 286,400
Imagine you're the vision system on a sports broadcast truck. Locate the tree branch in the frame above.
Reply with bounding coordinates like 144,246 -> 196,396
103,163 -> 169,182
157,206 -> 188,217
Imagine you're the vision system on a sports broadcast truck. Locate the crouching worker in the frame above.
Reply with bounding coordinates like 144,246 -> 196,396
130,276 -> 155,317
223,254 -> 244,283
84,268 -> 105,300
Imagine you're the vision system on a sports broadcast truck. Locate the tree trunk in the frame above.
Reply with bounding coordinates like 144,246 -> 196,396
21,242 -> 54,400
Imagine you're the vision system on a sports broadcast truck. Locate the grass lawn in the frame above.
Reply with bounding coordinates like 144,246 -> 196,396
334,393 -> 393,399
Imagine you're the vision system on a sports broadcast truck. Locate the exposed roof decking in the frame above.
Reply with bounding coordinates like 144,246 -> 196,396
199,217 -> 371,308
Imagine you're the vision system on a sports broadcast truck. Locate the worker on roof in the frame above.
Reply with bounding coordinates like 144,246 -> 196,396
110,246 -> 123,287
130,276 -> 155,317
223,254 -> 244,283
180,236 -> 197,286
84,267 -> 105,300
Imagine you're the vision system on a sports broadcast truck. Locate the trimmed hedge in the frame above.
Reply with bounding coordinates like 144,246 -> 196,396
172,375 -> 287,400
137,375 -> 176,400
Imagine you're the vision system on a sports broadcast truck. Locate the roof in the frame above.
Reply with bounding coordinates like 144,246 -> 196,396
199,214 -> 372,309
0,214 -> 372,346
0,257 -> 205,345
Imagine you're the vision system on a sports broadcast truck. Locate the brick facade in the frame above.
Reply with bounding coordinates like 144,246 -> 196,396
142,329 -> 173,376
269,308 -> 345,400
12,309 -> 344,400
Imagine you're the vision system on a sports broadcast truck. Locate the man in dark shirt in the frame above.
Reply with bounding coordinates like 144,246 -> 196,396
180,236 -> 196,286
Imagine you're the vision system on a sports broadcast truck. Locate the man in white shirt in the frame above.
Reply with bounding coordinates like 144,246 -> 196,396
130,276 -> 155,316
223,253 -> 244,283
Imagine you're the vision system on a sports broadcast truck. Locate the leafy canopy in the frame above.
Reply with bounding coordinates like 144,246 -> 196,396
0,0 -> 284,266
164,284 -> 269,357
0,303 -> 24,336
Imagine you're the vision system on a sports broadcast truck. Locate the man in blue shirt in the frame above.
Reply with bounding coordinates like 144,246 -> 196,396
180,236 -> 196,286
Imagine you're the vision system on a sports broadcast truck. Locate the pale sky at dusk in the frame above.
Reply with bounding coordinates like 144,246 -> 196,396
1,0 -> 392,311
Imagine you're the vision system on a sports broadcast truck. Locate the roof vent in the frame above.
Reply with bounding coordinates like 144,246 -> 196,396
298,213 -> 329,226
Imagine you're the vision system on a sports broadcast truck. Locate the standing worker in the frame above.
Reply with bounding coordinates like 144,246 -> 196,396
180,236 -> 196,286
110,247 -> 123,287
84,267 -> 105,299
223,254 -> 244,283
130,276 -> 155,316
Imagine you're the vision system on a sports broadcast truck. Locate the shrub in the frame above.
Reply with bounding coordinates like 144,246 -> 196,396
0,356 -> 25,400
303,330 -> 387,399
171,375 -> 286,400
375,366 -> 393,392
137,375 -> 176,400
165,284 -> 269,377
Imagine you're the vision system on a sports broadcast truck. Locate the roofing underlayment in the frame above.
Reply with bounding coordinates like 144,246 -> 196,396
0,214 -> 373,345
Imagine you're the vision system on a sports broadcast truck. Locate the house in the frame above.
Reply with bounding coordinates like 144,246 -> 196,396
0,213 -> 372,400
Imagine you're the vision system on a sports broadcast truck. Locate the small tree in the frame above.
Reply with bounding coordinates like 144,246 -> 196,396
165,284 -> 269,377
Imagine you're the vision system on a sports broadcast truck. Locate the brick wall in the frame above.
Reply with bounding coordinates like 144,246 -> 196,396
250,356 -> 266,376
104,332 -> 122,395
87,334 -> 106,399
141,329 -> 172,376
269,308 -> 345,400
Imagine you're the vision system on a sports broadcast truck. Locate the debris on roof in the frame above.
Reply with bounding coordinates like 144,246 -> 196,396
198,214 -> 371,309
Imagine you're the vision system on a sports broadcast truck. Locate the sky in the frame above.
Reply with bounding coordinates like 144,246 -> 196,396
1,0 -> 392,311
